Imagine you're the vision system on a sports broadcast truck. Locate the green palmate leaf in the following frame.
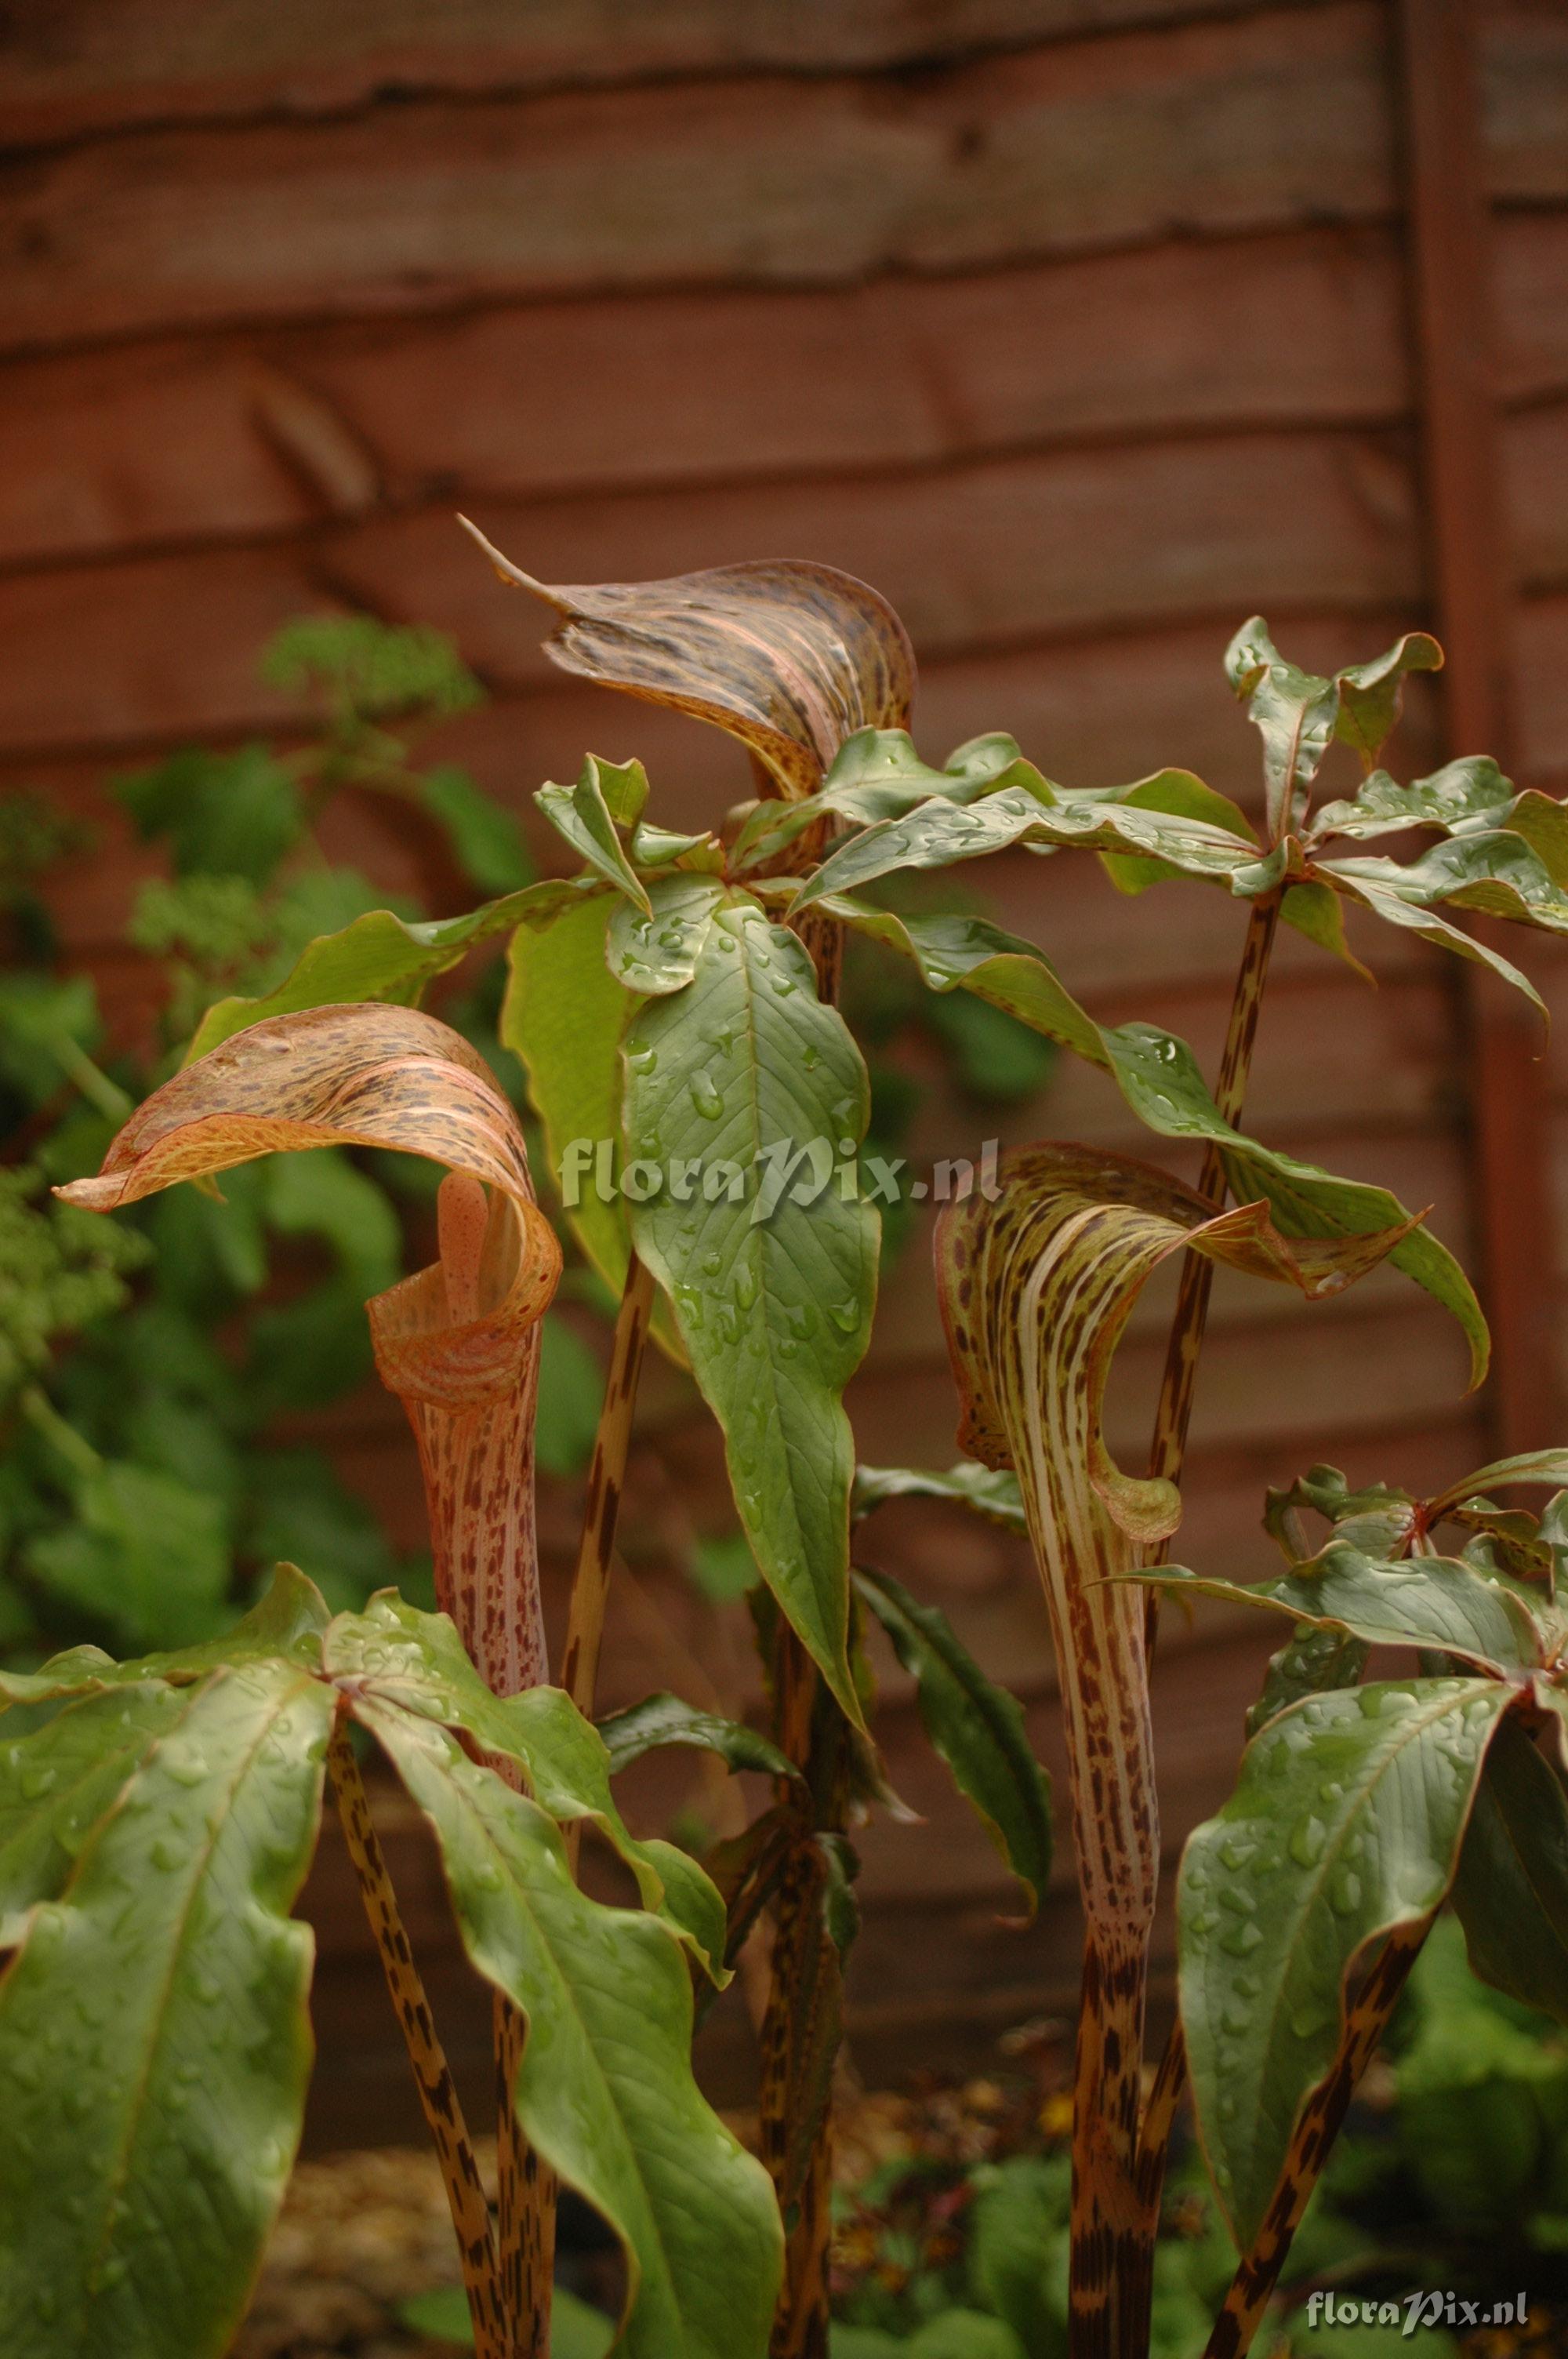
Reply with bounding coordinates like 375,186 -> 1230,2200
597,758 -> 652,830
1312,756 -> 1517,843
826,896 -> 1488,1380
1482,787 -> 1568,883
852,1461 -> 1027,1534
185,879 -> 579,1061
1263,1466 -> 1418,1562
535,757 -> 653,911
1332,631 -> 1444,766
823,898 -> 1109,1067
0,1659 -> 334,2359
325,1594 -> 724,1972
734,728 -> 1051,868
1327,830 -> 1568,936
1180,1675 -> 1514,2245
790,783 -> 1261,912
1127,1544 -> 1541,1677
1311,854 -> 1545,1011
854,1565 -> 1052,1914
0,1561 -> 331,1704
0,1682 -> 187,1942
1450,1714 -> 1568,2023
1097,766 -> 1258,896
1429,1448 -> 1568,1518
361,1698 -> 782,2359
594,1692 -> 795,1782
605,876 -> 727,994
1224,621 -> 1341,837
1104,765 -> 1255,838
1224,620 -> 1440,836
622,896 -> 878,1719
460,524 -> 914,798
416,764 -> 535,893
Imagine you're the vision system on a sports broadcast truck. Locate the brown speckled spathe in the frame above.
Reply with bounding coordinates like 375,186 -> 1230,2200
58,1001 -> 562,1699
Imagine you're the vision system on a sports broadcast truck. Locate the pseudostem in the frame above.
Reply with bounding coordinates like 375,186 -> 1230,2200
327,1719 -> 507,2359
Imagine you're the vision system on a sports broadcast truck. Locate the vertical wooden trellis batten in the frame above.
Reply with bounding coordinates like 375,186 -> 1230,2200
1396,0 -> 1563,1455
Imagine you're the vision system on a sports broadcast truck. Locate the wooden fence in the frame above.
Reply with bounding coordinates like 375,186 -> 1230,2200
3,0 -> 1566,2141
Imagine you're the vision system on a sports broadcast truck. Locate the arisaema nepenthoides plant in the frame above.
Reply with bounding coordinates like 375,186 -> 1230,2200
28,530 -> 1568,2359
13,1006 -> 782,2359
13,548 -> 1059,2359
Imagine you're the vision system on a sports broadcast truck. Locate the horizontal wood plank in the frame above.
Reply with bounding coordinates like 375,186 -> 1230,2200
0,0 -> 1310,146
0,429 -> 1428,754
0,6 -> 1405,352
0,223 -> 1414,570
5,206 -> 1568,577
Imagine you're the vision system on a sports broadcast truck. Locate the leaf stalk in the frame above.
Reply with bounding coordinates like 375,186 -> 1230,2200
326,1718 -> 508,2359
1115,885 -> 1284,2358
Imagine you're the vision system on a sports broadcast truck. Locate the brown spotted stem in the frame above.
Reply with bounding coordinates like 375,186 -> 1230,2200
758,824 -> 851,2359
1201,1924 -> 1425,2359
1146,886 -> 1285,1497
561,1256 -> 658,1738
1112,885 -> 1283,2359
328,1718 -> 507,2359
499,1254 -> 658,2349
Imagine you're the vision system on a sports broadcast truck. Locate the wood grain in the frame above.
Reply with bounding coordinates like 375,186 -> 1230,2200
0,0 -> 1317,146
0,8 -> 1404,352
0,223 -> 1415,570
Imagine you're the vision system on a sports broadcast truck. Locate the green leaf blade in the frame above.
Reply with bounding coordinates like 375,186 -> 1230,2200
363,1699 -> 782,2359
0,1682 -> 188,1939
1180,1675 -> 1513,2246
855,1565 -> 1052,1914
0,1660 -> 334,2359
1450,1714 -> 1568,2023
605,877 -> 725,995
827,894 -> 1486,1379
186,882 -> 572,1063
325,1594 -> 726,1972
1131,1543 -> 1541,1676
535,758 -> 653,912
595,1692 -> 794,1782
851,1461 -> 1027,1534
502,888 -> 638,1299
622,899 -> 878,1719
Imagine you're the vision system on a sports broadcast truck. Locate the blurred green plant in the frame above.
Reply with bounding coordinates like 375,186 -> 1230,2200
1,614 -> 1045,1667
827,1920 -> 1566,2356
0,616 -> 540,1659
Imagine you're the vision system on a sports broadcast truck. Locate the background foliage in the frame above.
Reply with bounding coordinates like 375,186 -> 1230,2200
0,616 -> 1053,1667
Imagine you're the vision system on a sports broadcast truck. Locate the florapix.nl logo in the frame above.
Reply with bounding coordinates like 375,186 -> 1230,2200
557,1137 -> 1003,1224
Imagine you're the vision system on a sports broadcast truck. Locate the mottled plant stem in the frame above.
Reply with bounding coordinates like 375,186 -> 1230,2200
1146,886 -> 1285,1495
760,820 -> 850,2359
327,1720 -> 507,2359
1112,885 -> 1283,2359
1202,1925 -> 1425,2359
498,1254 -> 658,2350
560,1256 -> 658,1733
494,1996 -> 552,2359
